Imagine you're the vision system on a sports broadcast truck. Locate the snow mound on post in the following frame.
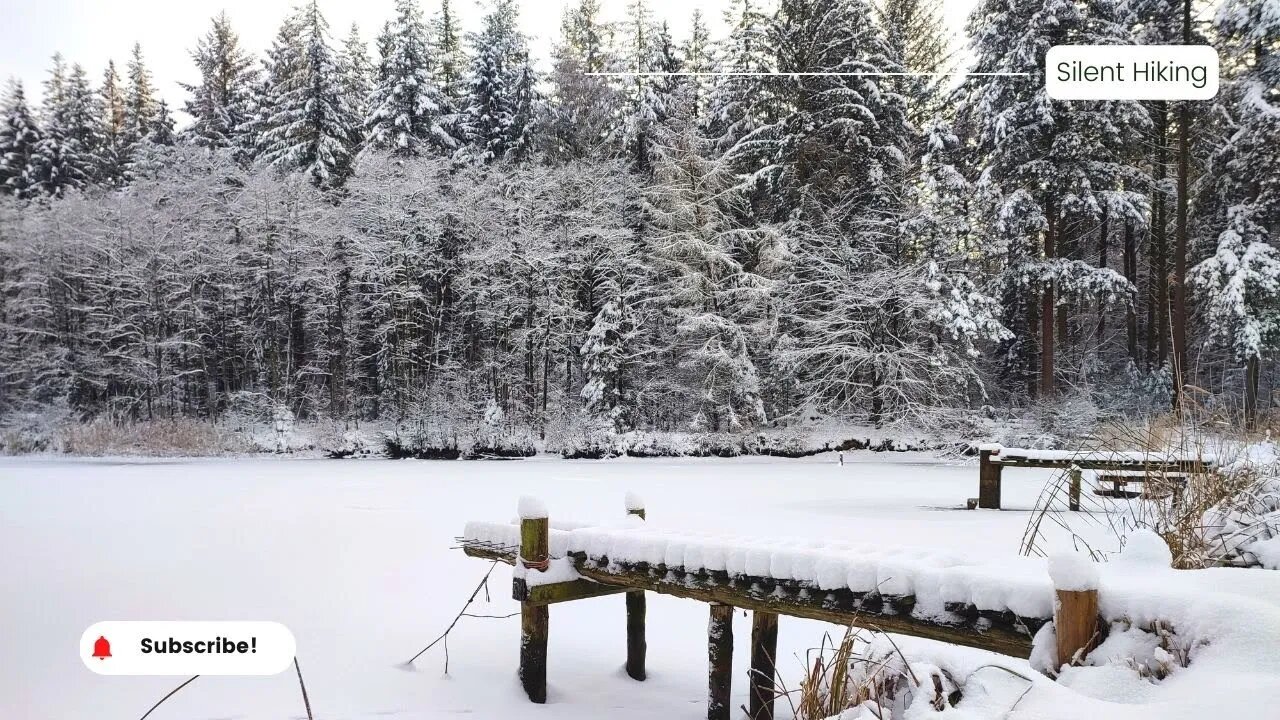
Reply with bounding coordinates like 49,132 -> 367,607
1048,552 -> 1099,591
1116,529 -> 1173,567
517,495 -> 548,520
624,491 -> 645,513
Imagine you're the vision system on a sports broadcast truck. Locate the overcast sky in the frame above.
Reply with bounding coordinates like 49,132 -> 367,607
2,0 -> 979,111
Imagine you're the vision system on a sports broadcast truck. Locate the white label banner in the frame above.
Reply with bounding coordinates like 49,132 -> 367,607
81,621 -> 296,675
1046,45 -> 1219,100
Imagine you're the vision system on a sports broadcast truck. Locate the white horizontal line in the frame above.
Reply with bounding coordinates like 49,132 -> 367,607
586,72 -> 1030,77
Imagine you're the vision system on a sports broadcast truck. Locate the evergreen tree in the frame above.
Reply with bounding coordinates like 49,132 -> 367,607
256,1 -> 361,187
364,0 -> 457,157
875,0 -> 952,128
31,61 -> 101,195
646,83 -> 768,430
458,0 -> 533,163
957,0 -> 1140,398
148,99 -> 176,145
546,0 -> 622,160
124,43 -> 158,147
431,0 -> 468,103
183,12 -> 259,149
679,10 -> 716,122
1190,206 -> 1280,428
99,60 -> 127,184
0,80 -> 42,198
339,24 -> 375,126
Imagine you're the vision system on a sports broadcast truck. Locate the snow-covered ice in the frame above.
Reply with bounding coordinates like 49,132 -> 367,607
2,452 -> 1278,720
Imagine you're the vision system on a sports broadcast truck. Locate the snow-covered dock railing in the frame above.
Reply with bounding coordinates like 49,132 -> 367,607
973,443 -> 1215,509
458,496 -> 1108,720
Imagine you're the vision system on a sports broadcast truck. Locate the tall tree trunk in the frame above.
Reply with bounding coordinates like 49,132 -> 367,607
1153,102 -> 1170,368
1245,356 -> 1260,431
1124,219 -> 1139,361
1041,196 -> 1057,398
1171,0 -> 1192,411
1097,206 -> 1110,341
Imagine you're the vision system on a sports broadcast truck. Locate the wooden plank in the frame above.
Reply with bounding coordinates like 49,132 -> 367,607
522,579 -> 627,605
462,545 -> 1043,658
1068,466 -> 1081,512
992,456 -> 1209,473
749,611 -> 779,720
708,603 -> 734,720
519,516 -> 549,704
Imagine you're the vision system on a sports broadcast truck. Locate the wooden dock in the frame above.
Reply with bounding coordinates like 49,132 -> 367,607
974,444 -> 1213,510
458,498 -> 1105,720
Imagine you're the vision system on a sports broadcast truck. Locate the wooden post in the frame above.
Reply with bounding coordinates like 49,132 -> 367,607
1050,555 -> 1100,672
519,509 -> 549,704
626,496 -> 647,681
978,448 -> 1003,509
1068,465 -> 1082,512
707,603 -> 734,720
749,611 -> 778,720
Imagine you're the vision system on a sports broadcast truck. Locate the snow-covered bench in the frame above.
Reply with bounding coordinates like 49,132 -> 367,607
973,443 -> 1212,510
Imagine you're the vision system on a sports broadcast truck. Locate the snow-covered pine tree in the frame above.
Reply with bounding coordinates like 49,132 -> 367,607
364,0 -> 458,158
256,1 -> 361,187
706,0 -> 778,169
679,10 -> 716,122
620,2 -> 678,175
1207,0 -> 1279,234
457,0 -> 533,163
339,24 -> 375,128
580,294 -> 641,431
148,100 -> 176,145
1190,206 -> 1280,428
646,81 -> 767,431
0,80 -> 42,198
99,60 -> 128,185
956,0 -> 1139,399
1191,0 -> 1280,426
875,0 -> 952,129
507,54 -> 540,162
431,0 -> 468,104
30,60 -> 101,196
759,0 -> 911,226
545,0 -> 622,161
183,12 -> 259,150
124,44 -> 158,148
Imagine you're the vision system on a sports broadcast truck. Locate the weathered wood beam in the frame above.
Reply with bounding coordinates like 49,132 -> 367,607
626,501 -> 647,681
519,516 -> 549,704
749,611 -> 778,720
517,578 -> 627,605
979,448 -> 1003,509
708,603 -> 734,720
462,544 -> 1043,658
992,457 -> 1210,473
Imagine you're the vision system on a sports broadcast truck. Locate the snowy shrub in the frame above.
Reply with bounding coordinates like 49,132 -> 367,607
0,406 -> 70,454
61,417 -> 249,457
791,628 -> 963,720
1200,445 -> 1280,568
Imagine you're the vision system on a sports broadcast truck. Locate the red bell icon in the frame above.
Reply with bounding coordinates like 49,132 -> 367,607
92,636 -> 112,660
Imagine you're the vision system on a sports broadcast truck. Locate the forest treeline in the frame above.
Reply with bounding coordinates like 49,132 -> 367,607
0,0 -> 1277,449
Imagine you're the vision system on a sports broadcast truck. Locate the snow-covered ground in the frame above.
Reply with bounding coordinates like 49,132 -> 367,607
0,453 -> 1274,720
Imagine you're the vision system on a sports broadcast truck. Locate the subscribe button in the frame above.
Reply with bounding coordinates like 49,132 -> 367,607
81,621 -> 295,675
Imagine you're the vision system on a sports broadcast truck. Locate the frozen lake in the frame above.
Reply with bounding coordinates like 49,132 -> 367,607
1,453 -> 1090,719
